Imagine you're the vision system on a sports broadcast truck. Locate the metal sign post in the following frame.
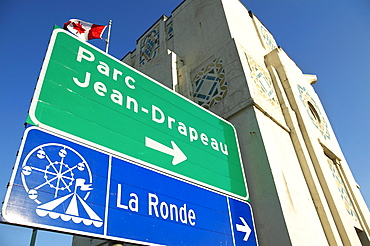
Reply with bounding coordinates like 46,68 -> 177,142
29,229 -> 37,246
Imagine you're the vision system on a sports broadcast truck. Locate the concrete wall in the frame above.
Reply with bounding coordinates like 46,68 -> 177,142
266,48 -> 370,245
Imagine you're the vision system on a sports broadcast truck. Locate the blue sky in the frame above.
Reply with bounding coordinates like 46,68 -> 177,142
1,0 -> 369,245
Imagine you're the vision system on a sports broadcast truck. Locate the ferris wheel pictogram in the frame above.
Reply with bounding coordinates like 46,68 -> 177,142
20,142 -> 103,227
21,143 -> 92,204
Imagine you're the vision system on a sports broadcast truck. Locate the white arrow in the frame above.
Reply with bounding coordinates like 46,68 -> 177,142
236,217 -> 252,241
145,137 -> 187,165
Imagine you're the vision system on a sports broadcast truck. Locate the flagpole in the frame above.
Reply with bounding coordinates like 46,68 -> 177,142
105,20 -> 112,53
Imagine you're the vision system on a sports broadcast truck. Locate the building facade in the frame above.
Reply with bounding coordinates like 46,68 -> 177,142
74,0 -> 370,245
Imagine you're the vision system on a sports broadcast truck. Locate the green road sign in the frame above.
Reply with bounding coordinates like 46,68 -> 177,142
28,29 -> 248,199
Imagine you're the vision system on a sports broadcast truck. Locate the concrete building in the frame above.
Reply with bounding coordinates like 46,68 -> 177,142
74,0 -> 370,245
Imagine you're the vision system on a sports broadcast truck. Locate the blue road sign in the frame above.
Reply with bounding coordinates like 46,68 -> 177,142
2,127 -> 257,246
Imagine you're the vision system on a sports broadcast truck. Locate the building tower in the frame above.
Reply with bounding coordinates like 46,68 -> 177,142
74,0 -> 370,245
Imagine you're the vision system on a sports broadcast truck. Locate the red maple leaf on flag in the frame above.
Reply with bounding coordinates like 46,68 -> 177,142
72,21 -> 86,34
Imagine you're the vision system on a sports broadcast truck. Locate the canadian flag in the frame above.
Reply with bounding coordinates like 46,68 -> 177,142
64,19 -> 107,41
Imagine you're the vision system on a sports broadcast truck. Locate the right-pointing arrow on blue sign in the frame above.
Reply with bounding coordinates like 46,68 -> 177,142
236,217 -> 252,241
